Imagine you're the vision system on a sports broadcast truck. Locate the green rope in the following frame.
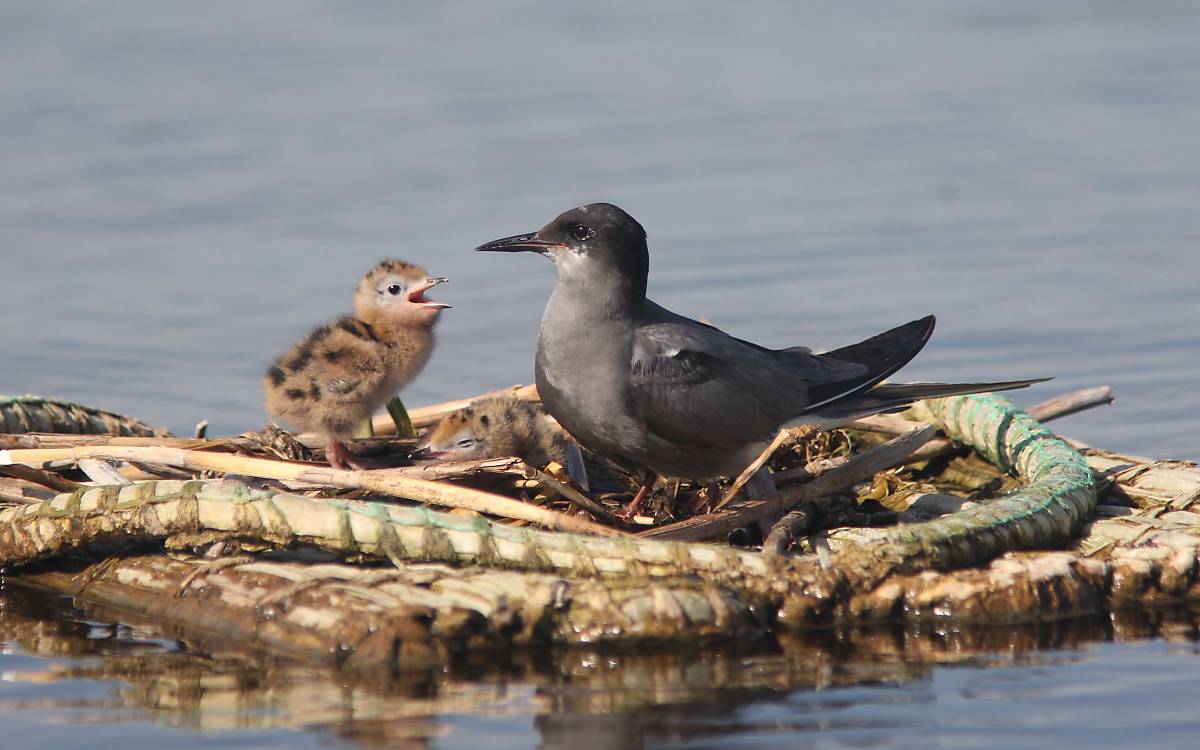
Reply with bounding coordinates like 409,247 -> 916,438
1,394 -> 1097,605
841,395 -> 1096,572
0,395 -> 167,436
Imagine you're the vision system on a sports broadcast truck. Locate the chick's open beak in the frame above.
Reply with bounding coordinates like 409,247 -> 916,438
408,277 -> 450,309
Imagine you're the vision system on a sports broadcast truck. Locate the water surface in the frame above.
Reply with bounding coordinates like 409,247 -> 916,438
4,582 -> 1200,750
2,1 -> 1199,747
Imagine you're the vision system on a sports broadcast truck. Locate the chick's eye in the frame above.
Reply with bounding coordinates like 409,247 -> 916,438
456,438 -> 476,449
386,284 -> 403,295
571,224 -> 594,242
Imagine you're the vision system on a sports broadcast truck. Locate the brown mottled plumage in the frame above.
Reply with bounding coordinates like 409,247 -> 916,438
264,259 -> 449,469
422,397 -> 566,467
422,397 -> 636,494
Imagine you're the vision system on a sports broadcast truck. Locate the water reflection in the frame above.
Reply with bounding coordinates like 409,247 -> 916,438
3,0 -> 1200,747
3,579 -> 1199,749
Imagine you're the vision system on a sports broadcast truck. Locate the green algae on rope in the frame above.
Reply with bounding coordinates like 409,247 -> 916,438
0,395 -> 168,437
0,393 -> 1100,629
0,394 -> 1097,583
828,394 -> 1096,576
0,443 -> 619,537
0,479 -> 782,579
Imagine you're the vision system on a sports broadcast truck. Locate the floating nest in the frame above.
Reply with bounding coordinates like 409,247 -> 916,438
2,386 -> 1199,676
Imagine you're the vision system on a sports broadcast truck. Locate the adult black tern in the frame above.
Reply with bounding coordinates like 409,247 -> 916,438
477,203 -> 1046,514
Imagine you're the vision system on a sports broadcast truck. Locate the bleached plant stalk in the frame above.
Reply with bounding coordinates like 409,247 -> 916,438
0,394 -> 1104,628
0,479 -> 793,591
354,384 -> 541,438
641,425 -> 939,542
714,429 -> 794,511
0,445 -> 618,537
847,385 -> 1115,463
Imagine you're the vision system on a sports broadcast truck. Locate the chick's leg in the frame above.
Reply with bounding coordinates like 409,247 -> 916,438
326,438 -> 366,471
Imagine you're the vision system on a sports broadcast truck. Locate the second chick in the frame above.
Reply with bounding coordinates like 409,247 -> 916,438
421,396 -> 635,495
422,396 -> 565,466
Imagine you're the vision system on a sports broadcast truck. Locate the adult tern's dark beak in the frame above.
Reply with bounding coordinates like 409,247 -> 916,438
475,232 -> 567,254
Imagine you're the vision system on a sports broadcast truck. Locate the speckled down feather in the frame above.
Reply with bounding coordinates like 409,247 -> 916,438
424,396 -> 566,466
263,259 -> 447,467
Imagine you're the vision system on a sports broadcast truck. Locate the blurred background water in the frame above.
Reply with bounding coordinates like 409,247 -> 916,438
1,1 -> 1199,748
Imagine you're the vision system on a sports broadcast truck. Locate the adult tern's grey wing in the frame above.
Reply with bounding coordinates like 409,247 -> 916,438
627,301 -> 869,447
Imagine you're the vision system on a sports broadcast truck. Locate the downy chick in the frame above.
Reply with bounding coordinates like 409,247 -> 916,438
264,259 -> 449,470
422,396 -> 566,466
421,396 -> 635,495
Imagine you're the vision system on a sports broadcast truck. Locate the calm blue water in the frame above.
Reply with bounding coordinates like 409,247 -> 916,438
2,1 -> 1199,747
4,581 -> 1200,750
